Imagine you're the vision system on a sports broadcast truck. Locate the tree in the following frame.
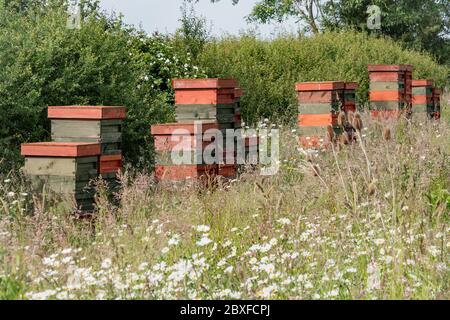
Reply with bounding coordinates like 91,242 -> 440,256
324,0 -> 450,64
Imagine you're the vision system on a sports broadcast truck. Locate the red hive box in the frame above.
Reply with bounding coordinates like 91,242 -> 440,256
99,154 -> 123,174
412,80 -> 434,118
48,106 -> 126,120
172,78 -> 238,105
151,122 -> 219,182
21,142 -> 101,157
368,64 -> 413,119
295,81 -> 345,148
432,88 -> 442,120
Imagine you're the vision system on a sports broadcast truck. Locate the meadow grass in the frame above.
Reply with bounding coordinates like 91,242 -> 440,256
0,111 -> 448,300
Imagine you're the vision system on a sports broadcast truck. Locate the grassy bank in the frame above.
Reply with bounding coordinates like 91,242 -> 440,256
0,112 -> 448,300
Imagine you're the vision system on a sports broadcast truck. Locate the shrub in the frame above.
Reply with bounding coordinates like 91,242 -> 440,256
0,2 -> 205,173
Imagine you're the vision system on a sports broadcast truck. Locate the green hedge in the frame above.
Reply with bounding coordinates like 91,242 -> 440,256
0,3 -> 204,173
199,31 -> 449,124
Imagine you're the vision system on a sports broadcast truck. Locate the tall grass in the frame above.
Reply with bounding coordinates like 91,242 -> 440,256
0,110 -> 448,300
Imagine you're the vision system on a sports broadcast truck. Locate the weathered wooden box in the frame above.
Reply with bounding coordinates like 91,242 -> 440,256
368,65 -> 413,118
21,142 -> 101,211
172,78 -> 238,129
412,80 -> 434,118
48,106 -> 126,155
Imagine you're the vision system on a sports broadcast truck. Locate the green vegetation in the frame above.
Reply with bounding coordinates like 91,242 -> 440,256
0,115 -> 448,299
0,0 -> 448,173
199,31 -> 448,123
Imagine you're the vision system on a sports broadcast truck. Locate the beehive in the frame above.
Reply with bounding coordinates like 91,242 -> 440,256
234,88 -> 243,129
368,65 -> 413,119
433,88 -> 442,120
172,78 -> 238,130
21,142 -> 101,211
48,106 -> 126,156
151,122 -> 219,182
412,80 -> 434,119
296,81 -> 345,148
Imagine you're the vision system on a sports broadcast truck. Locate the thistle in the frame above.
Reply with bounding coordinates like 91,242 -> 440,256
352,112 -> 363,132
337,111 -> 346,127
383,127 -> 392,141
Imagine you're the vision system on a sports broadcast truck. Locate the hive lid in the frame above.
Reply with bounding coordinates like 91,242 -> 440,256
48,106 -> 126,120
344,82 -> 359,90
172,78 -> 238,90
21,142 -> 101,157
151,122 -> 219,135
295,82 -> 345,91
368,65 -> 410,72
412,80 -> 434,87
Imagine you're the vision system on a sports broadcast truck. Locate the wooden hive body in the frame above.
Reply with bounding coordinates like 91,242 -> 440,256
21,142 -> 101,211
296,81 -> 345,149
412,80 -> 434,118
368,65 -> 413,119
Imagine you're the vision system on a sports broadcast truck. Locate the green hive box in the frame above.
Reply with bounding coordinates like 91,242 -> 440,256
175,103 -> 237,128
48,106 -> 126,155
21,142 -> 101,212
51,120 -> 122,155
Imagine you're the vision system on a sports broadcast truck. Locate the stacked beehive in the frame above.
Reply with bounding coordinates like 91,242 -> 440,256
343,82 -> 358,141
412,80 -> 434,119
151,78 -> 240,182
21,142 -> 101,211
368,65 -> 413,119
48,106 -> 126,191
296,81 -> 345,148
432,88 -> 442,120
151,122 -> 218,182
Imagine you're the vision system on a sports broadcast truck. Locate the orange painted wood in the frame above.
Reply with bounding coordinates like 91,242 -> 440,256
412,95 -> 431,105
344,82 -> 359,90
218,164 -> 237,178
48,106 -> 126,120
295,82 -> 345,92
369,72 -> 404,82
21,142 -> 101,157
370,91 -> 404,101
99,154 -> 122,174
155,165 -> 217,181
174,89 -> 235,105
298,114 -> 337,126
297,91 -> 342,103
299,136 -> 323,148
412,80 -> 433,87
151,122 -> 219,135
368,65 -> 408,72
370,110 -> 403,120
172,78 -> 237,90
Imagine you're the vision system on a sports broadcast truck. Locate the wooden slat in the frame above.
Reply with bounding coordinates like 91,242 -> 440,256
21,142 -> 101,157
172,78 -> 237,90
48,106 -> 126,120
295,82 -> 345,91
51,120 -> 101,138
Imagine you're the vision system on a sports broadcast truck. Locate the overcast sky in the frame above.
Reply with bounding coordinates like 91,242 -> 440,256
99,0 -> 299,37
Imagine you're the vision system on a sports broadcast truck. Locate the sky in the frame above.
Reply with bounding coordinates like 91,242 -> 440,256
98,0 -> 299,38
